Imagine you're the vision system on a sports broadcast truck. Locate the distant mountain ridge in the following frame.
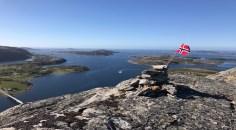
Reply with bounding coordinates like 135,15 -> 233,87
0,46 -> 32,62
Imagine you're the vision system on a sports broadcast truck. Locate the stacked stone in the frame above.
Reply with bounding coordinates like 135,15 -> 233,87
141,65 -> 168,85
120,65 -> 175,97
120,65 -> 169,97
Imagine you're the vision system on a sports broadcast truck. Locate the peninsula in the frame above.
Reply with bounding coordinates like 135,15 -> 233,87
0,47 -> 89,93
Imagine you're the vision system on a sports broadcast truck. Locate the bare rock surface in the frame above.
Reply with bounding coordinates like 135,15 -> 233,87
207,67 -> 236,85
0,67 -> 236,130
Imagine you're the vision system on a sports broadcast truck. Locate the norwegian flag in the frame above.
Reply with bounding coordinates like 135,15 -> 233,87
176,43 -> 190,56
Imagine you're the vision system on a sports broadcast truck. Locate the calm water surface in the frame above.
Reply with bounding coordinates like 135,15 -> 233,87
0,50 -> 235,111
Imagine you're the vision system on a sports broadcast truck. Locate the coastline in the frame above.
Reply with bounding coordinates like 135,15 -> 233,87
0,66 -> 235,129
0,55 -> 89,94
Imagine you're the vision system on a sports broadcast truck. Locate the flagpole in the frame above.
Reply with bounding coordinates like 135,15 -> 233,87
166,43 -> 190,67
166,52 -> 177,67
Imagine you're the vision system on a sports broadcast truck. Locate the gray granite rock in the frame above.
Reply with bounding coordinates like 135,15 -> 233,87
162,84 -> 177,95
0,69 -> 235,130
130,79 -> 140,88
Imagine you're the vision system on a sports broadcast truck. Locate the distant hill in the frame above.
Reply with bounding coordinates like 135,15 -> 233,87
61,49 -> 117,56
0,46 -> 32,62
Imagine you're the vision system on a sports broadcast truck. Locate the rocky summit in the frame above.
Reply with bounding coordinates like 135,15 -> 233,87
207,67 -> 236,85
0,66 -> 235,130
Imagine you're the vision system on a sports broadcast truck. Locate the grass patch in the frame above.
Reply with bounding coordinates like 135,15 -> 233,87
0,63 -> 89,92
169,68 -> 218,76
49,66 -> 89,75
0,81 -> 28,91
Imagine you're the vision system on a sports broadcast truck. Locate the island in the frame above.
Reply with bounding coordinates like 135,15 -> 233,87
27,55 -> 66,65
60,49 -> 117,56
129,55 -> 230,76
129,55 -> 225,66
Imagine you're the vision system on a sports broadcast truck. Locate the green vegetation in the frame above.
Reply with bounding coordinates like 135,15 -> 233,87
0,81 -> 29,92
60,49 -> 117,56
49,66 -> 89,75
129,55 -> 223,77
169,68 -> 218,76
130,55 -> 225,66
0,56 -> 89,93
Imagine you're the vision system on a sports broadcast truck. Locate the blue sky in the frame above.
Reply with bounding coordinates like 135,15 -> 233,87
0,0 -> 236,50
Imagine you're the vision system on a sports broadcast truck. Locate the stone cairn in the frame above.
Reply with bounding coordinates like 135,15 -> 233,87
122,65 -> 176,97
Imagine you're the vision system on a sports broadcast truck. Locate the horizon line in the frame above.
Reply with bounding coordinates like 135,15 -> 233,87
1,45 -> 236,51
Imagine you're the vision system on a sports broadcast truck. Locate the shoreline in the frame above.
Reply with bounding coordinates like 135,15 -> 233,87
0,55 -> 89,94
0,66 -> 235,129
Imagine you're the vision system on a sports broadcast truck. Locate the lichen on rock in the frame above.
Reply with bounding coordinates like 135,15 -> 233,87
0,66 -> 235,130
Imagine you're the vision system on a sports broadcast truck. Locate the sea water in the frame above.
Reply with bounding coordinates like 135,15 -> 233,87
0,49 -> 235,111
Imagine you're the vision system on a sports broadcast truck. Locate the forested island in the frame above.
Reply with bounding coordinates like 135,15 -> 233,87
60,49 -> 117,56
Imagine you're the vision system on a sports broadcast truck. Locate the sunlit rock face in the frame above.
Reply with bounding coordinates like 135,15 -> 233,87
207,67 -> 236,85
0,67 -> 235,130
